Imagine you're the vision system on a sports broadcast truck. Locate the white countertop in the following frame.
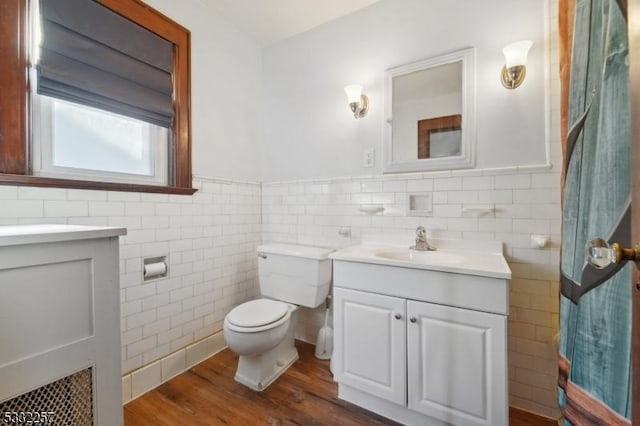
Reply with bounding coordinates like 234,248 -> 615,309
329,240 -> 512,280
0,224 -> 127,246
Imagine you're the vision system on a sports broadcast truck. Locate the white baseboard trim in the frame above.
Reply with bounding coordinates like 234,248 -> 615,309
122,330 -> 227,404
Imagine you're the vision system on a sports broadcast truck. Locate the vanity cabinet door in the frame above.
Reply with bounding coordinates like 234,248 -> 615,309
407,300 -> 507,426
334,288 -> 407,405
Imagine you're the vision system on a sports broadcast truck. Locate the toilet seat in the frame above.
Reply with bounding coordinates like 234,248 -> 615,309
225,299 -> 291,333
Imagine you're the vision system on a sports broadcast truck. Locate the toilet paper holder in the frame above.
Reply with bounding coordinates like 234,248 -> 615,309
143,256 -> 168,281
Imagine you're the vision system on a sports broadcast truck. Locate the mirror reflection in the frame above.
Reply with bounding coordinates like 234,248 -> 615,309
384,48 -> 475,174
392,61 -> 462,162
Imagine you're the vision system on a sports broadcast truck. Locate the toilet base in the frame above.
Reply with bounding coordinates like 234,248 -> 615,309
235,346 -> 298,391
233,308 -> 299,391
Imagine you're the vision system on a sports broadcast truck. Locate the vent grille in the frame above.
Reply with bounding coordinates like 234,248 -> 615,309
0,368 -> 93,426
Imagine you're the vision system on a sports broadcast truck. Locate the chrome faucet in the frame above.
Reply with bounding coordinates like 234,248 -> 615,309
411,226 -> 435,251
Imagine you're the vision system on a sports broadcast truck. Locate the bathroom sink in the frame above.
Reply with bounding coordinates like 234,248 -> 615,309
373,248 -> 464,265
329,239 -> 512,280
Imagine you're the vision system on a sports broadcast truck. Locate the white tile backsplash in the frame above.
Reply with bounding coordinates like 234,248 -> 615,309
262,167 -> 561,418
0,168 -> 560,419
0,177 -> 261,376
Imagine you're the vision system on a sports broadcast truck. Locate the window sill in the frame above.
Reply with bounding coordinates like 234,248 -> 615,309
0,174 -> 197,195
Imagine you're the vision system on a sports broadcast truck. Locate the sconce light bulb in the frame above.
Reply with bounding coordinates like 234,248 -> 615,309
344,84 -> 369,119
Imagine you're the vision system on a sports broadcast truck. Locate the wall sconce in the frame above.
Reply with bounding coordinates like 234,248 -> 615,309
501,40 -> 533,89
344,84 -> 369,118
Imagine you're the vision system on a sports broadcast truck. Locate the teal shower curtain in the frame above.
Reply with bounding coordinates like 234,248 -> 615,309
558,0 -> 632,424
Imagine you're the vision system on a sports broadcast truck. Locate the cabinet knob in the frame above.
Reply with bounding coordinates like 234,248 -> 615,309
394,313 -> 402,320
410,317 -> 417,323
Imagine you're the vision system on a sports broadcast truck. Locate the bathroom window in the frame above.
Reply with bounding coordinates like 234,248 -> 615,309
32,96 -> 169,185
0,0 -> 194,194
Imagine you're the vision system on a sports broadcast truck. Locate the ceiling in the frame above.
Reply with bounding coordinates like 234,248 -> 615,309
203,0 -> 383,46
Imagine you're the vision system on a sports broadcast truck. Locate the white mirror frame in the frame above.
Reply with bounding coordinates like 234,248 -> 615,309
384,47 -> 476,174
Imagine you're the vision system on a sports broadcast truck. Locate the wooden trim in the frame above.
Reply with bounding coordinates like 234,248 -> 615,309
0,174 -> 196,195
0,0 -> 194,194
173,25 -> 192,189
0,0 -> 29,175
98,0 -> 192,190
97,0 -> 190,40
559,0 -> 575,198
417,114 -> 462,159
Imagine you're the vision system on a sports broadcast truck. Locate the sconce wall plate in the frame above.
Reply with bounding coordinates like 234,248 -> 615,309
501,65 -> 526,89
349,94 -> 369,118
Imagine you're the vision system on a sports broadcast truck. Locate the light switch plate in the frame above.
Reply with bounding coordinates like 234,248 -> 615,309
363,148 -> 375,168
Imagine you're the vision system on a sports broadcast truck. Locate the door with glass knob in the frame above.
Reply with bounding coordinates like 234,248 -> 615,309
559,0 -> 634,421
577,2 -> 640,419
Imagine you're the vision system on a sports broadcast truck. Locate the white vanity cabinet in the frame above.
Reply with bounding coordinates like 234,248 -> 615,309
406,299 -> 506,425
333,288 -> 406,405
334,288 -> 506,426
330,242 -> 511,426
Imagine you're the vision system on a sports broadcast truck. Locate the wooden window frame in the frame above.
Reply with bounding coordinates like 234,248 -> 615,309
417,114 -> 462,159
0,0 -> 195,195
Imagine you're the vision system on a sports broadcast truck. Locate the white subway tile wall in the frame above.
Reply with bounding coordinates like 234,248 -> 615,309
0,167 -> 562,418
262,164 -> 561,417
0,178 -> 262,375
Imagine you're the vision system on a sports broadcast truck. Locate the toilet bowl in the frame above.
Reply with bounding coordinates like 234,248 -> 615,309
224,299 -> 299,391
223,243 -> 333,391
224,298 -> 293,356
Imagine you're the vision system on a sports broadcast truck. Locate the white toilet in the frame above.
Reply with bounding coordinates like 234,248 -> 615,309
223,243 -> 333,391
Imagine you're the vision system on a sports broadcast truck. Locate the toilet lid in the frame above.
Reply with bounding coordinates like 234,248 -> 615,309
226,299 -> 288,328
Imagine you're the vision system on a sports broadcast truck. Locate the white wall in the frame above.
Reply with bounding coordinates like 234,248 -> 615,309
261,0 -> 546,182
144,0 -> 262,182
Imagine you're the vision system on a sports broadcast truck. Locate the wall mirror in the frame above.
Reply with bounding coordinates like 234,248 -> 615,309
384,48 -> 476,173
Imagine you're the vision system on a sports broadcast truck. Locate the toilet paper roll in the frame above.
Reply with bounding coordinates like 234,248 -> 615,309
144,262 -> 167,279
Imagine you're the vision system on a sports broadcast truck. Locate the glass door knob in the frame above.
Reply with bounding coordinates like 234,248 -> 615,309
586,238 -> 640,269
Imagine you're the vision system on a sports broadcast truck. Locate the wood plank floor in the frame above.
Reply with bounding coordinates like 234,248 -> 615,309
125,340 -> 558,426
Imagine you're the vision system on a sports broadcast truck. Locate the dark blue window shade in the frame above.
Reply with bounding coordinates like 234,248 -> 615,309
38,0 -> 175,128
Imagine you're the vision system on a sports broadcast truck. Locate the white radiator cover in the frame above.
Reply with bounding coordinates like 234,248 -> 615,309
0,225 -> 126,426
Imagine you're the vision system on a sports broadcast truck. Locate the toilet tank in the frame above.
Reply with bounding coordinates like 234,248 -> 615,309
257,243 -> 333,308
